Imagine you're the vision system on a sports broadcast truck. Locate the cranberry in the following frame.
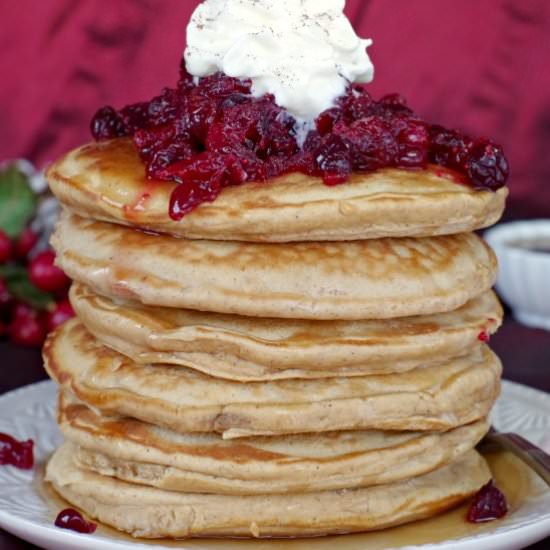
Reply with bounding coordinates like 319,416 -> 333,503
0,433 -> 34,469
371,93 -> 414,119
341,88 -> 374,122
219,93 -> 250,111
150,90 -> 178,120
55,509 -> 97,534
197,72 -> 251,98
0,279 -> 12,317
208,99 -> 297,160
258,117 -> 298,159
12,302 -> 35,320
46,298 -> 75,332
335,117 -> 398,171
8,311 -> 47,347
178,64 -> 196,91
134,126 -> 179,167
0,230 -> 12,264
390,117 -> 430,168
13,228 -> 38,261
167,152 -> 247,219
478,330 -> 490,343
178,94 -> 218,143
148,141 -> 195,175
29,250 -> 70,293
429,125 -> 473,171
467,480 -> 508,523
316,108 -> 342,135
147,88 -> 179,126
119,102 -> 150,133
466,139 -> 509,191
90,106 -> 127,140
285,150 -> 315,175
313,135 -> 352,185
303,130 -> 323,152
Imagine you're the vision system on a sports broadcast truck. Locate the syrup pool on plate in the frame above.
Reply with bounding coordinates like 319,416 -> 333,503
35,450 -> 545,549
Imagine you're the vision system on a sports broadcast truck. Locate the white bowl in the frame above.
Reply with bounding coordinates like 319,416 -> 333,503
485,220 -> 550,331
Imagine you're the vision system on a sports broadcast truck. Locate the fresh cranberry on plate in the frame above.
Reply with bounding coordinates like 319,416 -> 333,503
467,480 -> 508,523
54,508 -> 97,534
0,433 -> 34,470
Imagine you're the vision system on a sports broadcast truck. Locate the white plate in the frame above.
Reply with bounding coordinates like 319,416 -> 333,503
0,380 -> 549,550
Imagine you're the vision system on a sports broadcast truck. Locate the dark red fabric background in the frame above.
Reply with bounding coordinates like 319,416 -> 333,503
1,0 -> 549,217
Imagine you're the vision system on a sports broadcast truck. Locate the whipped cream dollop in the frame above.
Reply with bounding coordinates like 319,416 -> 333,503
184,0 -> 374,121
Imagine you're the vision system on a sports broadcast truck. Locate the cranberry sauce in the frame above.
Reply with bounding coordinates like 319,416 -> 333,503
467,480 -> 508,523
55,508 -> 97,534
0,433 -> 34,469
91,65 -> 509,219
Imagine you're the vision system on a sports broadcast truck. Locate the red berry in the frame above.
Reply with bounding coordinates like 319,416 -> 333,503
167,152 -> 250,220
313,135 -> 352,183
429,125 -> 472,170
46,299 -> 75,333
91,106 -> 127,140
0,230 -> 12,264
119,102 -> 151,133
334,117 -> 398,171
55,508 -> 97,534
0,279 -> 12,316
316,108 -> 342,135
14,228 -> 39,261
393,118 -> 429,168
29,250 -> 70,293
341,89 -> 374,121
466,139 -> 509,191
0,433 -> 34,469
12,302 -> 34,320
478,330 -> 490,343
8,313 -> 47,347
467,480 -> 508,523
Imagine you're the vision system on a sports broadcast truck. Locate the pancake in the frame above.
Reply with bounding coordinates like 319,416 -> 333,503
59,390 -> 488,495
52,212 -> 497,320
44,320 -> 502,439
47,444 -> 491,539
70,283 -> 503,381
47,138 -> 507,243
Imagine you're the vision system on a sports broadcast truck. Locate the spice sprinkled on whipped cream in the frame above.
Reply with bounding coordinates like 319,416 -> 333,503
184,0 -> 375,121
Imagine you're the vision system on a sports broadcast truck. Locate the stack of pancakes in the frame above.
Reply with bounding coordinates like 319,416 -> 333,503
43,138 -> 507,539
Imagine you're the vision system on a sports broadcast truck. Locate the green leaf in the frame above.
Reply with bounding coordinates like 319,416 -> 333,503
0,264 -> 21,280
0,165 -> 38,238
0,264 -> 53,310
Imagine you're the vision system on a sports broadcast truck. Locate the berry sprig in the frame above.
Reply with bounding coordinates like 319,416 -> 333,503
0,163 -> 74,348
